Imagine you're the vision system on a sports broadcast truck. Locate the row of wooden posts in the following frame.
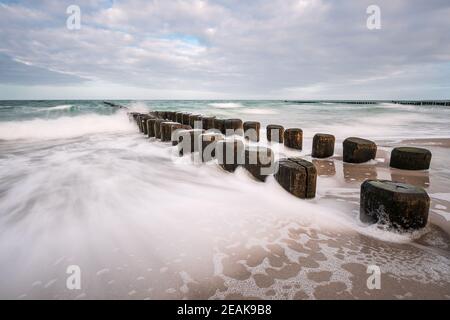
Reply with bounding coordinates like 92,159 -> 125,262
129,110 -> 432,231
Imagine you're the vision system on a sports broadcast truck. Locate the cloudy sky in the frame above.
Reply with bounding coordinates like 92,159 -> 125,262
0,0 -> 449,99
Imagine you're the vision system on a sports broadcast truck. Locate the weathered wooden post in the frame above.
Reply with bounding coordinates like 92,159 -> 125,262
176,129 -> 205,155
390,147 -> 432,170
213,118 -> 226,134
216,139 -> 245,172
267,125 -> 285,143
135,114 -> 142,132
182,113 -> 192,126
343,137 -> 377,163
155,111 -> 167,119
244,146 -> 275,181
225,119 -> 244,136
200,132 -> 224,162
160,121 -> 179,142
140,115 -> 154,135
189,114 -> 203,129
175,112 -> 184,124
243,121 -> 261,142
201,116 -> 216,131
284,128 -> 303,150
312,134 -> 335,158
275,158 -> 317,199
170,124 -> 192,145
360,180 -> 430,230
135,114 -> 144,132
154,119 -> 166,139
147,118 -> 157,138
128,112 -> 139,122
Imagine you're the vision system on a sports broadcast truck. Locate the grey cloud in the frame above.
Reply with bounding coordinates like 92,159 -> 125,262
0,0 -> 449,98
0,53 -> 86,85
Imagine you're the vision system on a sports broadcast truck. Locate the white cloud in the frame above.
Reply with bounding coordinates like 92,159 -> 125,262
0,0 -> 449,99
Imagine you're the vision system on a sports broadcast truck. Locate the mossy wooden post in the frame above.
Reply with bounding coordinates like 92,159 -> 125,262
312,134 -> 335,158
200,133 -> 224,162
275,158 -> 317,199
244,146 -> 275,181
243,121 -> 261,142
216,139 -> 245,172
343,137 -> 377,163
360,180 -> 430,230
267,125 -> 285,143
284,128 -> 303,150
390,147 -> 432,170
225,119 -> 244,136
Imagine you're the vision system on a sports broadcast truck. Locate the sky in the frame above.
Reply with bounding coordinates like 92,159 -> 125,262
0,0 -> 449,100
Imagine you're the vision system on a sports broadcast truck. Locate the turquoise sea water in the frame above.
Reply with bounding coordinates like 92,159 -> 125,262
0,100 -> 449,299
1,100 -> 450,140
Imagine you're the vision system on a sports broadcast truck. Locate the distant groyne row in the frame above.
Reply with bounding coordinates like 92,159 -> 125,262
285,100 -> 450,106
116,102 -> 433,233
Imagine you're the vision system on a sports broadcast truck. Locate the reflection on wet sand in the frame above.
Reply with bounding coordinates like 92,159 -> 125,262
391,169 -> 431,188
343,163 -> 378,182
313,160 -> 336,177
